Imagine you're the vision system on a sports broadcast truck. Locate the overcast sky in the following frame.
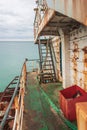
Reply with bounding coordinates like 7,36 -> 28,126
0,0 -> 36,41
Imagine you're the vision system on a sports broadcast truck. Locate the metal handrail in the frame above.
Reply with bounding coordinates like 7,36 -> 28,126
0,60 -> 27,130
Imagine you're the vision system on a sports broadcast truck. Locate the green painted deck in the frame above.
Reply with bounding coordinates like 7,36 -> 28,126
23,72 -> 77,130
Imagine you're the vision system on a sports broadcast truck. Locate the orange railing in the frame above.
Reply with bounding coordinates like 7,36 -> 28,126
12,60 -> 27,130
0,60 -> 27,130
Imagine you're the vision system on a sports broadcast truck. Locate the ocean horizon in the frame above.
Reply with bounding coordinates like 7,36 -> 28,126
0,41 -> 39,91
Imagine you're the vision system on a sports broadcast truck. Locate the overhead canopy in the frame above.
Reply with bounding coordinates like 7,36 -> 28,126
34,8 -> 80,43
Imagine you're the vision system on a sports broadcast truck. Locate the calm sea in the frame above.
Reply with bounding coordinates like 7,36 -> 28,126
0,41 -> 39,91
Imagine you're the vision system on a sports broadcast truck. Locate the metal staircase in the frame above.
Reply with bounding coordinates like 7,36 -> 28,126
38,39 -> 57,83
0,76 -> 19,102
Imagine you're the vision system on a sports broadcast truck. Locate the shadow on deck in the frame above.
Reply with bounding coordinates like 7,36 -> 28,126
23,72 -> 75,130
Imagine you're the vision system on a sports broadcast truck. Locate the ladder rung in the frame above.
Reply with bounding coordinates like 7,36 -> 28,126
42,56 -> 51,58
11,82 -> 17,84
5,93 -> 14,97
43,64 -> 52,66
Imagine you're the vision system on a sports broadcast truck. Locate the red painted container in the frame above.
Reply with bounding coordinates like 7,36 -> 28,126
59,85 -> 87,121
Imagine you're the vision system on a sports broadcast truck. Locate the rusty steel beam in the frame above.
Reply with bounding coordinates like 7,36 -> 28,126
34,6 -> 80,43
35,39 -> 48,44
41,31 -> 58,36
34,8 -> 55,43
46,0 -> 87,26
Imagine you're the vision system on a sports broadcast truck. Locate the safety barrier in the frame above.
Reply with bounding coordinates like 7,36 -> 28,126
12,60 -> 27,130
0,59 -> 27,130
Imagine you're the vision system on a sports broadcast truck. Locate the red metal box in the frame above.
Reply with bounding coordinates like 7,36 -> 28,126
59,85 -> 87,121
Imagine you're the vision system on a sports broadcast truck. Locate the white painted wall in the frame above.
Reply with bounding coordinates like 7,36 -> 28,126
69,26 -> 87,91
57,25 -> 87,91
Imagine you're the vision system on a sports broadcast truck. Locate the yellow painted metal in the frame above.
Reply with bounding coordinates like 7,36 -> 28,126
76,102 -> 87,130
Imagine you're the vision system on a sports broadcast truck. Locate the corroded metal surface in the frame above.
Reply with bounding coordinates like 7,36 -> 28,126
0,60 -> 27,130
34,7 -> 80,43
34,0 -> 87,90
13,61 -> 26,130
46,0 -> 87,26
82,47 -> 87,91
72,42 -> 79,85
34,8 -> 55,42
34,0 -> 86,43
51,36 -> 62,81
70,27 -> 87,91
23,72 -> 71,130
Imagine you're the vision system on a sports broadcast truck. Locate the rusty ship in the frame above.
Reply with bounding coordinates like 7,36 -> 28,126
0,0 -> 87,130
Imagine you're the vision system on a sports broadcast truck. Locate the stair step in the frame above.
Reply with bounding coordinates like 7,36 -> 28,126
43,64 -> 52,66
43,76 -> 56,79
41,72 -> 55,75
41,49 -> 46,51
45,60 -> 52,62
43,67 -> 53,70
41,48 -> 46,50
43,68 -> 54,70
41,50 -> 50,52
41,52 -> 50,54
42,56 -> 51,58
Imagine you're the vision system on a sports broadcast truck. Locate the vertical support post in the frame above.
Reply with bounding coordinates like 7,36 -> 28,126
60,42 -> 62,77
38,37 -> 42,71
61,34 -> 70,88
58,28 -> 70,88
38,37 -> 43,82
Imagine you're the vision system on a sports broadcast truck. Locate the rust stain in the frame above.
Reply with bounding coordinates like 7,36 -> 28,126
64,0 -> 68,14
72,42 -> 79,85
72,0 -> 77,18
85,16 -> 87,26
52,37 -> 62,82
54,39 -> 62,81
73,42 -> 79,59
79,78 -> 83,87
82,46 -> 87,91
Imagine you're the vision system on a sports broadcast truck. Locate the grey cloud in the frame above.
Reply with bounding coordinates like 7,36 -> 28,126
0,10 -> 18,16
0,0 -> 35,40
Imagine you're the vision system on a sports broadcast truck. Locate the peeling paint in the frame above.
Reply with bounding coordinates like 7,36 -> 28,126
82,47 -> 87,91
52,37 -> 62,81
72,42 -> 79,85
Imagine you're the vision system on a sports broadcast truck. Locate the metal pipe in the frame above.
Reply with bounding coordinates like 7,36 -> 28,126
38,38 -> 42,70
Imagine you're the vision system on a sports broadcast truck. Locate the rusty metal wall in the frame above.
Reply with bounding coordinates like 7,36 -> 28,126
69,26 -> 87,91
46,0 -> 87,26
51,36 -> 62,81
